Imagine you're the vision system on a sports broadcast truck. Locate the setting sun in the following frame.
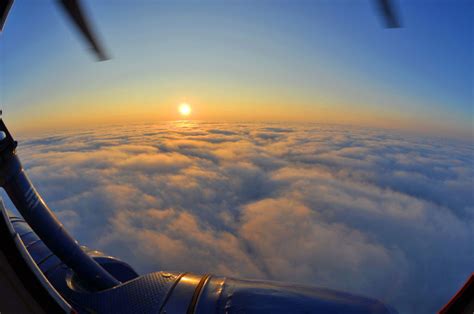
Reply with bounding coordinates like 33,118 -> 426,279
179,103 -> 191,117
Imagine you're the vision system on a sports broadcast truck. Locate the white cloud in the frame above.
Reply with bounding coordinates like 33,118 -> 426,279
9,121 -> 473,314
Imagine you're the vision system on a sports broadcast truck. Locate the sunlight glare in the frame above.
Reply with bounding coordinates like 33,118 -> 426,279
179,103 -> 191,117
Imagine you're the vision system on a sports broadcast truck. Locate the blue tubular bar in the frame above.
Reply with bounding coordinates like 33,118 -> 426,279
0,119 -> 120,291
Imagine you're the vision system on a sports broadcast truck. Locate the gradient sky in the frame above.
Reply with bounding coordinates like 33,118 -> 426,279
0,0 -> 472,137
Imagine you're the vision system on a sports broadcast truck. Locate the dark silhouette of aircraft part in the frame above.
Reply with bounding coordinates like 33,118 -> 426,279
439,274 -> 474,314
0,0 -> 108,60
0,0 -> 13,31
0,119 -> 120,291
374,0 -> 401,28
57,0 -> 108,60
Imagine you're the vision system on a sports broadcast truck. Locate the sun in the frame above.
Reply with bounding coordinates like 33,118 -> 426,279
179,103 -> 191,117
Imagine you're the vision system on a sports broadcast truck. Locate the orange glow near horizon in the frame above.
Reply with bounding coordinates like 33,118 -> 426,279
5,94 -> 471,140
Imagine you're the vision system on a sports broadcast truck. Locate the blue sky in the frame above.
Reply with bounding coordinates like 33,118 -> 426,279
0,0 -> 472,136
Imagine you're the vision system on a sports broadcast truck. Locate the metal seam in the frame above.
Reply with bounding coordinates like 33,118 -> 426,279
19,230 -> 34,237
25,238 -> 41,248
159,272 -> 188,313
187,274 -> 211,314
36,252 -> 56,266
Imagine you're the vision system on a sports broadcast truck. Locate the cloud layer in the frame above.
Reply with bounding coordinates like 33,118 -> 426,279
9,122 -> 473,313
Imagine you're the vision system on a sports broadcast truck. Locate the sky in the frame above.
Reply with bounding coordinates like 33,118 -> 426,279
0,0 -> 472,137
0,2 -> 472,313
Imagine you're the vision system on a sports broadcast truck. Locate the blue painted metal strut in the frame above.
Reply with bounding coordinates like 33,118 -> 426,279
0,119 -> 119,291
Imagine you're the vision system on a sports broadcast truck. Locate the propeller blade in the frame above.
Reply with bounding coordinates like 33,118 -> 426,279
374,0 -> 401,28
57,0 -> 108,60
0,0 -> 14,32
